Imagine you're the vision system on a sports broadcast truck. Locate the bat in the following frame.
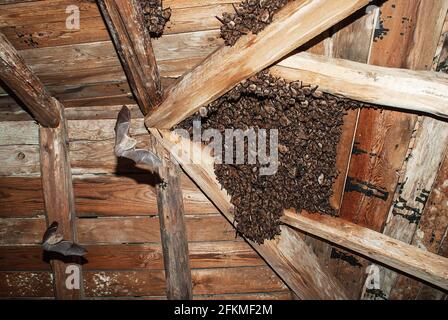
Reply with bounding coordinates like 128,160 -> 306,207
42,221 -> 87,257
115,106 -> 162,169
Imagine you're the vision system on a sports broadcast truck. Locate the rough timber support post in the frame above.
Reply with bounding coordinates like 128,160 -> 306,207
0,31 -> 82,299
98,0 -> 192,299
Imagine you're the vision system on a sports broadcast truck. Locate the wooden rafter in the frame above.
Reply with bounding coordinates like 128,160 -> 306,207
98,0 -> 193,300
149,128 -> 349,300
0,31 -> 82,299
0,33 -> 59,127
282,211 -> 448,291
271,52 -> 448,119
145,0 -> 372,129
97,0 -> 163,115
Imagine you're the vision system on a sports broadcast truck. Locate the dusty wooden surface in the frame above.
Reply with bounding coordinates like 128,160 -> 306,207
98,0 -> 162,115
39,100 -> 83,299
0,32 -> 59,127
282,211 -> 448,291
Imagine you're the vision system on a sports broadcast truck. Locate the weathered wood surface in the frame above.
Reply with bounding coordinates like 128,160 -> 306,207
149,137 -> 192,299
150,129 -> 349,300
0,267 -> 291,299
0,241 -> 264,271
281,211 -> 448,291
39,100 -> 82,299
0,175 -> 218,218
0,1 -> 239,49
272,52 -> 448,119
377,3 -> 448,299
83,266 -> 287,297
0,32 -> 59,127
145,0 -> 372,129
98,0 -> 162,115
0,215 -> 237,245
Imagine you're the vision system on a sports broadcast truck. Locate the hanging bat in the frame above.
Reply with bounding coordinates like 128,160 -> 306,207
42,221 -> 87,257
115,106 -> 162,169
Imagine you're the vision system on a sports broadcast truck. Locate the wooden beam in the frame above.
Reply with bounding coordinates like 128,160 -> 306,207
0,32 -> 59,127
150,136 -> 193,300
145,0 -> 372,129
100,0 -> 193,300
97,0 -> 163,115
281,210 -> 448,291
271,52 -> 448,118
39,99 -> 82,299
0,30 -> 81,299
149,128 -> 349,300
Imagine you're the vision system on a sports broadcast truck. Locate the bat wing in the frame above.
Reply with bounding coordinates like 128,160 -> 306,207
114,105 -> 162,169
120,149 -> 163,167
45,240 -> 87,257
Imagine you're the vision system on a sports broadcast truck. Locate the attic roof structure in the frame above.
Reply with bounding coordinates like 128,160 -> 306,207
0,0 -> 448,301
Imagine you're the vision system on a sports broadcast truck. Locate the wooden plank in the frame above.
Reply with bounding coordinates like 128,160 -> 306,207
0,215 -> 238,245
281,210 -> 448,291
271,52 -> 448,119
77,215 -> 237,244
0,175 -> 218,218
0,3 -> 235,49
145,0 -> 372,129
0,241 -> 264,271
387,10 -> 448,299
0,271 -> 53,297
150,129 -> 349,300
39,100 -> 82,299
390,151 -> 448,299
0,217 -> 46,245
83,266 -> 287,297
0,32 -> 59,127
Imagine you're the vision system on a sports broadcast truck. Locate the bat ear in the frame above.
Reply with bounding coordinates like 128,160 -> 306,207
49,221 -> 59,229
42,221 -> 60,243
117,105 -> 130,123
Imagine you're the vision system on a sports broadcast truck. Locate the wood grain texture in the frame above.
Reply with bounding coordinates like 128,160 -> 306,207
387,8 -> 448,299
149,129 -> 349,300
98,0 -> 162,115
77,215 -> 237,244
39,100 -> 82,299
150,137 -> 192,299
357,0 -> 448,300
145,0 -> 372,129
83,266 -> 287,297
271,52 -> 448,119
0,32 -> 59,127
282,210 -> 448,291
0,215 -> 238,245
0,175 -> 218,218
0,241 -> 264,271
